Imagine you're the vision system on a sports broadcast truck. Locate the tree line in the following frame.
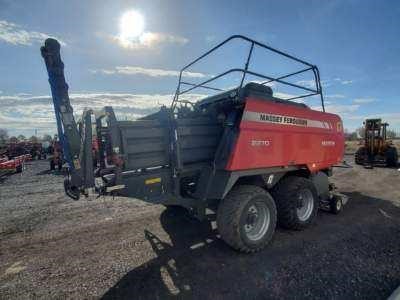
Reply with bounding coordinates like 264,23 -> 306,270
0,128 -> 54,146
345,127 -> 399,141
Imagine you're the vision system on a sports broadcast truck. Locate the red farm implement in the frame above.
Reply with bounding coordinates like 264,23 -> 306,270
0,154 -> 31,177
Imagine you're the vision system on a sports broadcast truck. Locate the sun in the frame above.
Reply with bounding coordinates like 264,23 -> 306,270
119,10 -> 145,40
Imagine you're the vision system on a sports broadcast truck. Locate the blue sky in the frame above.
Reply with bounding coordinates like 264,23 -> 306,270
0,0 -> 399,136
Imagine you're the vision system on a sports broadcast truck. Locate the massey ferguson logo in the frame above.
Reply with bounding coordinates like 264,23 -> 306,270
259,113 -> 308,126
243,111 -> 331,129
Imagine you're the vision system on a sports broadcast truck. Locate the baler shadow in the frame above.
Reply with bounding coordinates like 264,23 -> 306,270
101,192 -> 400,300
101,208 -> 228,299
0,176 -> 9,183
36,169 -> 66,176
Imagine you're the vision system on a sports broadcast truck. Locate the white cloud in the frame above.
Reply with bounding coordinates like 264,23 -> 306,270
325,94 -> 345,99
342,112 -> 400,132
341,80 -> 353,85
300,78 -> 352,88
312,104 -> 360,114
0,20 -> 65,46
91,66 -> 207,78
274,92 -> 297,100
333,78 -> 353,85
345,112 -> 400,123
296,80 -> 316,89
353,98 -> 376,104
296,79 -> 330,88
0,92 -> 205,135
2,91 -> 399,136
205,35 -> 216,43
104,31 -> 188,50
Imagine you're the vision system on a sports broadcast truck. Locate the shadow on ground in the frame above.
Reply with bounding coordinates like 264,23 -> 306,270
101,192 -> 400,300
35,168 -> 66,176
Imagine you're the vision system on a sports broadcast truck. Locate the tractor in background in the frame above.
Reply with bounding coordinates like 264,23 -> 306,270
355,119 -> 398,168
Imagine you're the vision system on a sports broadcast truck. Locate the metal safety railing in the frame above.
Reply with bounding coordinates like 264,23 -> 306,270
171,35 -> 325,112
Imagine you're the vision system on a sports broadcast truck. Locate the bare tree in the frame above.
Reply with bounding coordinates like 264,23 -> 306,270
29,136 -> 38,143
42,134 -> 53,143
387,129 -> 397,139
17,134 -> 26,141
0,128 -> 8,145
9,136 -> 18,143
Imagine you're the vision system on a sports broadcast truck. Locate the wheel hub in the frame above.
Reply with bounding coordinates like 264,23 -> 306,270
296,189 -> 314,221
243,203 -> 270,241
336,200 -> 341,210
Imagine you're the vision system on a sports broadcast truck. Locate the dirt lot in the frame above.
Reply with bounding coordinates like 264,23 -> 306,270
1,156 -> 400,299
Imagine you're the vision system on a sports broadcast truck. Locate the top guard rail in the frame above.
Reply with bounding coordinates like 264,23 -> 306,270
171,35 -> 325,112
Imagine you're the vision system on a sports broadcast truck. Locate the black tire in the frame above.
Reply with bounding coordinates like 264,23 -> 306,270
271,176 -> 318,230
385,147 -> 398,167
50,160 -> 55,170
217,185 -> 277,253
163,205 -> 187,215
355,147 -> 366,165
330,196 -> 342,215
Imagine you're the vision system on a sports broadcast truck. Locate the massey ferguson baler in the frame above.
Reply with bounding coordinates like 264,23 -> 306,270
40,35 -> 347,252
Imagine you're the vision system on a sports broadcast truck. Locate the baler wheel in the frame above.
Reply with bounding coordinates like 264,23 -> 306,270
163,205 -> 187,215
329,196 -> 343,215
217,185 -> 277,253
272,176 -> 318,230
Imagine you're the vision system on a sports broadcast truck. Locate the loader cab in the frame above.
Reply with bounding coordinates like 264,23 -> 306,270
355,118 -> 398,167
364,119 -> 389,153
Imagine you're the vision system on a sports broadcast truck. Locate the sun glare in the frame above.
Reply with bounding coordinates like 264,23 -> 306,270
119,10 -> 145,40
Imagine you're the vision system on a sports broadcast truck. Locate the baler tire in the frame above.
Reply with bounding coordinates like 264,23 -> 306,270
272,176 -> 318,230
217,185 -> 277,253
163,205 -> 187,215
330,197 -> 343,215
385,147 -> 398,167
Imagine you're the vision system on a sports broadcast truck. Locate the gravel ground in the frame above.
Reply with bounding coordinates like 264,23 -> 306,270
0,156 -> 400,299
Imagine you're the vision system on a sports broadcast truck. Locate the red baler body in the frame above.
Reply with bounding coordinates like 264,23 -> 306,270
226,98 -> 344,172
